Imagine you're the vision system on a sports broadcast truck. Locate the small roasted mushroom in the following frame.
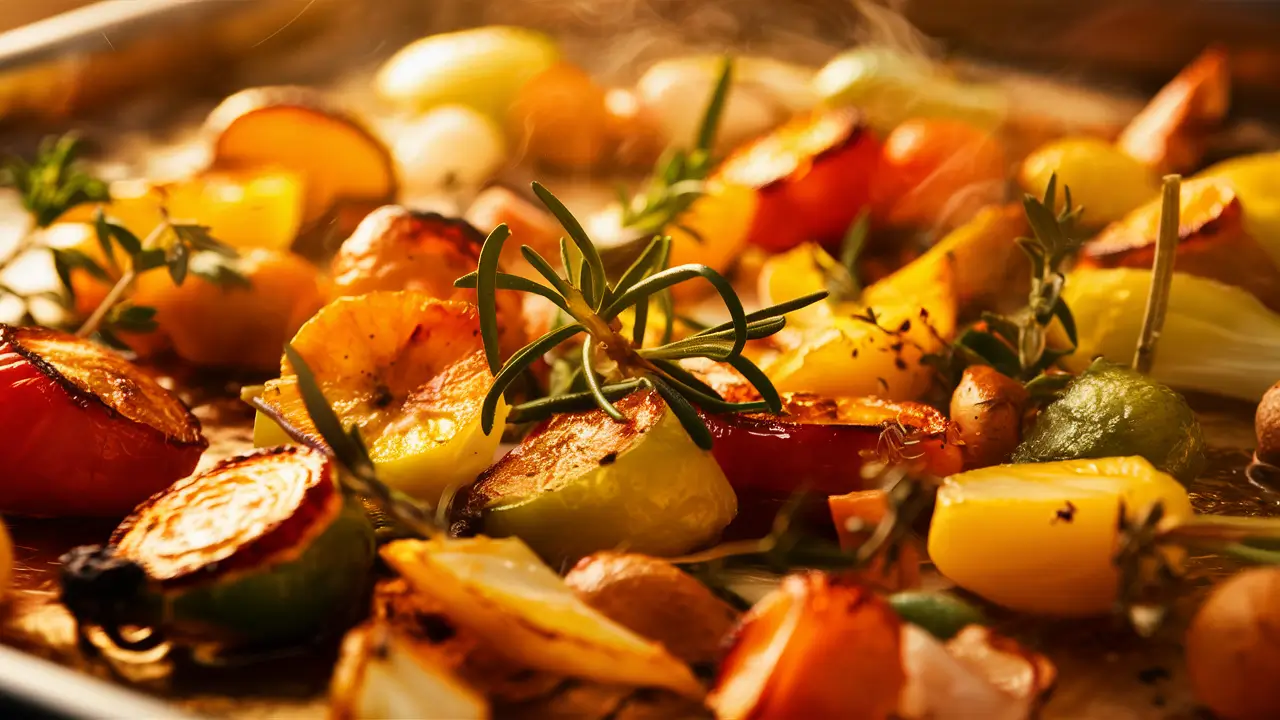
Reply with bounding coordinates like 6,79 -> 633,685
564,552 -> 738,668
950,365 -> 1029,470
1255,380 -> 1280,466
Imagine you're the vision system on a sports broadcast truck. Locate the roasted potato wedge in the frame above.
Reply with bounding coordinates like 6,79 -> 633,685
0,325 -> 205,516
564,552 -> 738,668
381,536 -> 705,699
254,293 -> 505,503
457,390 -> 736,564
1081,178 -> 1280,311
205,86 -> 397,228
1117,47 -> 1230,174
330,207 -> 524,357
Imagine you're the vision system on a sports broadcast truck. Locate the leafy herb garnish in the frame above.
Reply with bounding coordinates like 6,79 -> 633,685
824,209 -> 870,304
1,134 -> 109,230
457,182 -> 826,450
75,207 -> 248,339
617,57 -> 733,239
932,174 -> 1082,389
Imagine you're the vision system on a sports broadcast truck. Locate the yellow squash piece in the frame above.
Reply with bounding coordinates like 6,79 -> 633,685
763,261 -> 957,402
1019,137 -> 1160,226
61,170 -> 304,251
254,293 -> 506,503
382,536 -> 704,699
1199,151 -> 1280,267
928,457 -> 1193,616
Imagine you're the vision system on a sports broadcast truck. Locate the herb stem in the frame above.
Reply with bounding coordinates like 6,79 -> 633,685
1133,175 -> 1181,374
75,219 -> 169,337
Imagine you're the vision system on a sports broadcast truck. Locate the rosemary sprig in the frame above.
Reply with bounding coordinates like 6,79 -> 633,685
456,182 -> 826,450
1132,175 -> 1181,374
617,56 -> 733,239
932,174 -> 1082,388
250,343 -> 445,538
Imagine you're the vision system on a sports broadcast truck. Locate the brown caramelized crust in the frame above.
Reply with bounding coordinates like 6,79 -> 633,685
331,206 -> 484,296
112,445 -> 338,585
1081,179 -> 1280,311
716,107 -> 865,190
464,391 -> 665,513
3,325 -> 205,447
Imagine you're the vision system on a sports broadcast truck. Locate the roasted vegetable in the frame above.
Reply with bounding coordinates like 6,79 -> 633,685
0,519 -> 12,600
376,26 -> 560,119
392,106 -> 508,194
0,325 -> 205,516
507,62 -> 613,170
133,248 -> 326,372
928,457 -> 1193,616
707,392 -> 961,536
716,107 -> 881,252
1019,137 -> 1159,227
709,572 -> 905,720
888,592 -> 986,641
899,624 -> 1055,720
1081,178 -> 1280,311
871,118 -> 1006,229
1064,268 -> 1280,402
564,552 -> 738,667
60,446 -> 374,650
637,55 -> 816,153
456,390 -> 736,564
464,186 -> 562,274
1257,381 -> 1280,465
381,536 -> 704,699
1199,151 -> 1280,263
950,365 -> 1029,470
1117,47 -> 1230,174
254,294 -> 505,504
1185,567 -> 1280,720
60,169 -> 305,251
813,47 -> 1007,134
763,267 -> 956,402
330,622 -> 489,720
1013,360 -> 1205,484
205,86 -> 397,227
329,207 -> 524,357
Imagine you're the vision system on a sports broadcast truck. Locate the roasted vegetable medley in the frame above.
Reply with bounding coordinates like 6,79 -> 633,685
1,20 -> 1279,720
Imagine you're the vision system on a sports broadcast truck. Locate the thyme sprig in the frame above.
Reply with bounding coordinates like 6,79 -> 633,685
456,181 -> 826,449
932,174 -> 1082,390
75,207 -> 248,342
618,56 -> 733,239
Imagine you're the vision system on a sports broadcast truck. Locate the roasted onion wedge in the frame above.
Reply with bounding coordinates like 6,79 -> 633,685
455,390 -> 736,564
716,107 -> 881,252
330,207 -> 525,356
1081,178 -> 1280,312
61,446 -> 374,650
381,536 -> 705,700
710,572 -> 905,720
331,622 -> 489,720
205,86 -> 397,228
0,326 -> 206,517
254,293 -> 505,504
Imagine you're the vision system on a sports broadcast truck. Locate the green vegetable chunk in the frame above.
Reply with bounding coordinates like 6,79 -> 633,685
888,591 -> 987,640
1012,359 -> 1206,483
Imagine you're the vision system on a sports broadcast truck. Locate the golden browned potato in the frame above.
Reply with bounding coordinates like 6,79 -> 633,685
950,365 -> 1030,470
564,552 -> 738,668
1256,381 -> 1280,465
329,206 -> 525,358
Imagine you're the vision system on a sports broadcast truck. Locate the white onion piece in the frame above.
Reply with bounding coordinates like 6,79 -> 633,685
898,625 -> 1034,720
636,58 -> 783,152
392,105 -> 508,196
